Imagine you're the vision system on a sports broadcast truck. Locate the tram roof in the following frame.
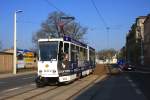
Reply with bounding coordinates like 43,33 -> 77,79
63,36 -> 87,47
38,36 -> 95,49
89,46 -> 95,51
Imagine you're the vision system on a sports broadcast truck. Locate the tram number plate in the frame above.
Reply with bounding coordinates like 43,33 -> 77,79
63,77 -> 67,80
44,70 -> 52,72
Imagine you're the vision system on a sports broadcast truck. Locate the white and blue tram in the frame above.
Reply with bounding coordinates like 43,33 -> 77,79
35,36 -> 95,87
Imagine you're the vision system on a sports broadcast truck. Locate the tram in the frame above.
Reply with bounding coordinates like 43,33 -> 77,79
35,36 -> 95,87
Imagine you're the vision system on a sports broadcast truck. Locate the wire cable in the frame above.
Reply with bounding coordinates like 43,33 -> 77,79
44,0 -> 63,12
90,0 -> 110,49
90,0 -> 109,29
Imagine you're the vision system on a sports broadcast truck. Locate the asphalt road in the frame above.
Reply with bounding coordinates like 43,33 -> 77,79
74,73 -> 148,100
0,66 -> 149,100
128,71 -> 150,100
0,73 -> 36,92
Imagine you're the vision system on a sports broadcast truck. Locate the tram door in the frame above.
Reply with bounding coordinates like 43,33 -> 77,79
58,41 -> 70,71
63,43 -> 69,69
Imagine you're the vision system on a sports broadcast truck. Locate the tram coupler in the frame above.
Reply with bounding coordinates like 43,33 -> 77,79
35,76 -> 47,87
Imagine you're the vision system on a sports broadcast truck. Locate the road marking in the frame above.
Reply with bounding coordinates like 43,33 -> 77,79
125,76 -> 129,80
0,82 -> 6,84
125,70 -> 150,74
125,76 -> 144,96
30,83 -> 36,86
3,87 -> 22,93
131,83 -> 136,87
22,76 -> 34,80
128,79 -> 133,83
125,76 -> 133,83
136,71 -> 150,74
135,88 -> 142,95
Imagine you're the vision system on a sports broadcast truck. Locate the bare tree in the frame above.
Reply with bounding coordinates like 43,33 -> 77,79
32,11 -> 87,49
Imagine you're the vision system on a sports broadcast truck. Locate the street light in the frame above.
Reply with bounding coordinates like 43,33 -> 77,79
13,10 -> 23,74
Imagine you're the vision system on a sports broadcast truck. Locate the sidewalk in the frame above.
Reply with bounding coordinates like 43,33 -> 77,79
0,70 -> 37,79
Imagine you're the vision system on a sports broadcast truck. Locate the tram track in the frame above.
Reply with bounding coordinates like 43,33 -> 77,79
66,75 -> 107,100
0,87 -> 37,100
23,78 -> 88,100
24,86 -> 60,100
0,75 -> 107,100
0,85 -> 60,100
18,75 -> 95,100
29,75 -> 106,100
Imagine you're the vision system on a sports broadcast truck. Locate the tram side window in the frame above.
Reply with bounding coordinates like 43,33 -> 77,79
71,44 -> 76,62
83,48 -> 87,61
64,43 -> 69,61
76,46 -> 79,60
58,41 -> 63,61
89,50 -> 92,65
90,50 -> 95,66
79,47 -> 84,61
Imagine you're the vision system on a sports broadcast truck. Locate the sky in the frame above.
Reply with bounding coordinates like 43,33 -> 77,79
0,0 -> 150,51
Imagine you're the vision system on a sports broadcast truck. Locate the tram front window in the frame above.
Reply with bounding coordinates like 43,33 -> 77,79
39,41 -> 58,61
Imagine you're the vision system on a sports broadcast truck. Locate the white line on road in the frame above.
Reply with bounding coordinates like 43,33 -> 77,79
125,76 -> 133,83
131,83 -> 136,87
30,83 -> 36,86
22,77 -> 34,80
125,75 -> 145,96
3,87 -> 22,93
0,82 -> 6,84
136,71 -> 150,74
125,76 -> 129,80
128,79 -> 133,83
135,88 -> 142,95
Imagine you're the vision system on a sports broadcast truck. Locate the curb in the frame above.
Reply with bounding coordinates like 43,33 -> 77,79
0,71 -> 37,79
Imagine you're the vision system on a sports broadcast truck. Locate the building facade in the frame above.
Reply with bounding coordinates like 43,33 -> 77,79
144,14 -> 150,66
126,16 -> 146,65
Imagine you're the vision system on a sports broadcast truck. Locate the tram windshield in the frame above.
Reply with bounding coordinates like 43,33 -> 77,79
39,41 -> 58,61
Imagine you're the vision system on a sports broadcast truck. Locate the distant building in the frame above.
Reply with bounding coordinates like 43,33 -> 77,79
144,14 -> 150,66
96,55 -> 117,64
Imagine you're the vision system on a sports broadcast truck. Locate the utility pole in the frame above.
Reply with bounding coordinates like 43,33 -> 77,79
13,10 -> 23,74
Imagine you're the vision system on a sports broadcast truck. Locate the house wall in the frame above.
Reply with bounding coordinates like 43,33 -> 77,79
0,52 -> 13,73
144,16 -> 150,66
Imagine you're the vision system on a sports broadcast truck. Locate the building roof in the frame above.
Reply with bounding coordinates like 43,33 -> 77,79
144,14 -> 150,24
0,52 -> 13,54
137,16 -> 147,19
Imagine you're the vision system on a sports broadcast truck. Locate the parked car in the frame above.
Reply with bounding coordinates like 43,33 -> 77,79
122,63 -> 136,71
